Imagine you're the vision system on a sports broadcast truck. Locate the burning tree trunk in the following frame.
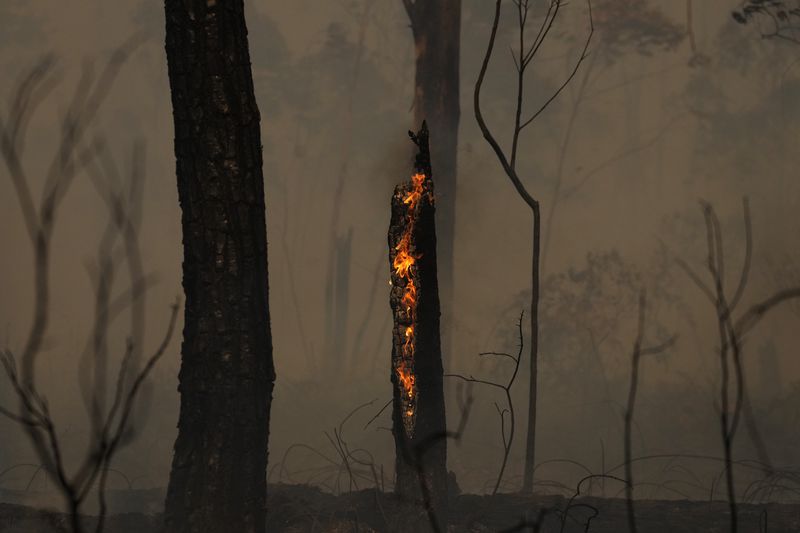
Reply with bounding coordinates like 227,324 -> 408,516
389,122 -> 448,528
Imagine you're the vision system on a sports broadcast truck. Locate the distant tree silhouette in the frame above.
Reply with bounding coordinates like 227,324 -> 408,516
676,198 -> 800,533
732,0 -> 800,43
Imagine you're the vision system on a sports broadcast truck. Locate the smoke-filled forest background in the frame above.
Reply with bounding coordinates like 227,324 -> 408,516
1,0 -> 798,504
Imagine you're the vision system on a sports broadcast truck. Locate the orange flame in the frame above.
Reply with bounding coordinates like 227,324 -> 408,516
392,172 -> 427,431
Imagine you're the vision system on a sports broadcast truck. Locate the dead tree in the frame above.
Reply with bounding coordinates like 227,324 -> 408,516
162,2 -> 276,532
0,54 -> 178,533
474,0 -> 593,493
401,0 -> 461,366
624,291 -> 675,533
388,122 -> 448,529
675,198 -> 800,533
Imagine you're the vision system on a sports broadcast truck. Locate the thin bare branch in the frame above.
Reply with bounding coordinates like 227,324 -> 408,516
445,373 -> 507,392
641,335 -> 678,356
674,253 -> 716,305
479,351 -> 518,363
363,398 -> 393,430
735,287 -> 800,338
519,0 -> 594,131
474,0 -> 536,208
0,404 -> 40,427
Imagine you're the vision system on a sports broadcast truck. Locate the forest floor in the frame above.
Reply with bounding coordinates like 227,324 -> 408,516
1,483 -> 798,532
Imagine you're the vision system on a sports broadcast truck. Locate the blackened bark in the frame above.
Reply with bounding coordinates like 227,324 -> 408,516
389,123 -> 448,530
404,0 -> 461,368
162,2 -> 275,533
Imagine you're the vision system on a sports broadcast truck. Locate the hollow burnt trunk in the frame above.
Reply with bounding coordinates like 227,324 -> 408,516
388,123 -> 448,528
162,1 -> 275,532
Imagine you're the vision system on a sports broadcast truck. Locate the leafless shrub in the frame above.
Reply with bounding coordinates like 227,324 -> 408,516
446,311 -> 525,495
271,399 -> 386,494
0,46 -> 178,533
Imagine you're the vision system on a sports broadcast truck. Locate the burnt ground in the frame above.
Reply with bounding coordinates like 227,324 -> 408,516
1,484 -> 798,532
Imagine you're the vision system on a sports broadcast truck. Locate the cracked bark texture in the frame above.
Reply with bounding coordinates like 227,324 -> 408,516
389,124 -> 448,530
405,0 -> 461,369
162,1 -> 275,532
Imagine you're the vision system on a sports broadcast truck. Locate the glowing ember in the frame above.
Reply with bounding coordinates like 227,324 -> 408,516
392,172 -> 427,434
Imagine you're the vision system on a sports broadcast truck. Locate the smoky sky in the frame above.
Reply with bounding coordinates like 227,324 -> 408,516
1,0 -> 798,503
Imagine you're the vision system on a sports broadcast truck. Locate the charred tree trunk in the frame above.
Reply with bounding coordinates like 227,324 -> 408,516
162,2 -> 275,533
403,0 -> 461,368
389,123 -> 448,530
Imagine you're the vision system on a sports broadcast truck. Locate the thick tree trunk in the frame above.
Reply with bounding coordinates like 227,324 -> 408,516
162,2 -> 275,533
388,123 -> 448,530
404,0 -> 461,369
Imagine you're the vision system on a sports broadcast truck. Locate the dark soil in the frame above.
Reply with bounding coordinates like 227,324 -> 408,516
1,484 -> 798,532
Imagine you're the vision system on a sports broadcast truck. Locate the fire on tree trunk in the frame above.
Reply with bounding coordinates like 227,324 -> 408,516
388,122 -> 448,528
